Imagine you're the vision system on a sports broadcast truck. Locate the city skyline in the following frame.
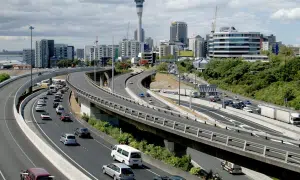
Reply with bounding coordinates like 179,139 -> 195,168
0,0 -> 299,50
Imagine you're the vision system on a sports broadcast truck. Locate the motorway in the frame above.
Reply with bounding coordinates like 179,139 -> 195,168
68,71 -> 300,155
0,75 -> 66,179
117,72 -> 253,180
26,89 -> 168,180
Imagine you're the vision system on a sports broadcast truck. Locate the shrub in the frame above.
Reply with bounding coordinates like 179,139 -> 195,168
81,113 -> 89,122
0,73 -> 10,83
189,167 -> 201,175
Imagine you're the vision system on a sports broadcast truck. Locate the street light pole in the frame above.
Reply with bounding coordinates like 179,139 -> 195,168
112,36 -> 115,93
29,26 -> 34,93
177,49 -> 181,106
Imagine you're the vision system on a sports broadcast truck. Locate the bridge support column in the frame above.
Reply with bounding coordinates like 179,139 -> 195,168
49,78 -> 53,85
164,139 -> 187,157
99,73 -> 105,86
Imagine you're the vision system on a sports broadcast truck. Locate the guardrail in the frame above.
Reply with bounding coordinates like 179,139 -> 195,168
66,75 -> 300,173
12,67 -> 109,180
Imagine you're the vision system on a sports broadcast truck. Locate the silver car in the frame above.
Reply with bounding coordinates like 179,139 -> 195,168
60,133 -> 77,145
102,163 -> 134,180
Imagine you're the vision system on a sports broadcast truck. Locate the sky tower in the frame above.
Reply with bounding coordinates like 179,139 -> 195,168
134,0 -> 144,43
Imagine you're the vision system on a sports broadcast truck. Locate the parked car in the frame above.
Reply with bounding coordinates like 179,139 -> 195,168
102,163 -> 135,180
60,113 -> 71,121
35,105 -> 44,112
234,96 -> 239,100
139,93 -> 145,98
56,105 -> 64,115
243,107 -> 253,113
74,128 -> 91,138
41,113 -> 51,120
53,102 -> 59,108
20,168 -> 54,180
60,133 -> 77,145
153,175 -> 186,180
221,161 -> 242,174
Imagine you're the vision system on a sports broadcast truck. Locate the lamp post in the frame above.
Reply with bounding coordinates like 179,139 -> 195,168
29,26 -> 34,93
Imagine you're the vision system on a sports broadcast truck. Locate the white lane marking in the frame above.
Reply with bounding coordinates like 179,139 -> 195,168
4,90 -> 36,167
0,170 -> 6,180
31,99 -> 99,180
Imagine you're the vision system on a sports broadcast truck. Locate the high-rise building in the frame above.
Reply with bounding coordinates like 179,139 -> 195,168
145,37 -> 154,50
94,45 -> 119,60
159,40 -> 171,59
76,49 -> 84,59
170,21 -> 188,46
119,39 -> 140,58
35,40 -> 49,68
208,27 -> 261,58
134,28 -> 145,42
22,49 -> 35,66
84,45 -> 95,61
67,46 -> 74,60
189,35 -> 205,58
134,0 -> 145,43
262,42 -> 269,51
54,44 -> 68,59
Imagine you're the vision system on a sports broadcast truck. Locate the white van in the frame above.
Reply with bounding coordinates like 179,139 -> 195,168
111,145 -> 143,167
221,161 -> 242,174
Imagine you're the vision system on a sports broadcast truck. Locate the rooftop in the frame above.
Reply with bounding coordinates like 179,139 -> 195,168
28,168 -> 50,176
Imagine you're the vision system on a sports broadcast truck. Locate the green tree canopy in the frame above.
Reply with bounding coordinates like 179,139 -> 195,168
156,62 -> 168,72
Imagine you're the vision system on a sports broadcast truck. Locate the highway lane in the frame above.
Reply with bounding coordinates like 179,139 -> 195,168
113,73 -> 132,98
0,76 -> 66,180
68,71 -> 300,156
28,90 -> 168,180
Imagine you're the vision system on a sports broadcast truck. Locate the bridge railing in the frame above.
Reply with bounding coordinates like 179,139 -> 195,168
66,75 -> 300,172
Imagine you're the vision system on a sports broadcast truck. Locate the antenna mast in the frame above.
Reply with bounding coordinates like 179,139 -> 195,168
126,22 -> 130,40
212,6 -> 218,33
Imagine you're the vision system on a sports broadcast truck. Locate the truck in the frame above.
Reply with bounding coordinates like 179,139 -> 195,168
258,104 -> 300,125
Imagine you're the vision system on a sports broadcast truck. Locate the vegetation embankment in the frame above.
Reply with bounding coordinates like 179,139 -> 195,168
202,47 -> 300,110
0,73 -> 10,83
81,114 -> 215,179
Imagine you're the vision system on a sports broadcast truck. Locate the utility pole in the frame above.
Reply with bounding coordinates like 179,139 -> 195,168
29,26 -> 34,93
112,36 -> 115,93
94,36 -> 98,82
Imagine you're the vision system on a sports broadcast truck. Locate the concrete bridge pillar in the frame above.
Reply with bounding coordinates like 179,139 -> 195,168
164,139 -> 187,157
49,78 -> 53,85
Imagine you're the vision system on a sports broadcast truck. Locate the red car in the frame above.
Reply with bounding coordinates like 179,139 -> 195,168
60,114 -> 71,121
20,168 -> 54,180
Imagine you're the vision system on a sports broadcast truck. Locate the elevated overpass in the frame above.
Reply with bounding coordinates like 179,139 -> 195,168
67,70 -> 300,179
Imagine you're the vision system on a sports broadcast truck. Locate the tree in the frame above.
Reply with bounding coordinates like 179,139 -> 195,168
161,55 -> 174,59
156,62 -> 168,72
107,59 -> 112,66
279,45 -> 294,57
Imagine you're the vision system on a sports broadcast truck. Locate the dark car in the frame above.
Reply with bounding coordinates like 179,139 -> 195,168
153,175 -> 186,180
146,93 -> 151,97
139,93 -> 145,98
53,102 -> 59,108
60,114 -> 71,121
54,97 -> 61,102
74,128 -> 91,138
244,100 -> 251,105
46,90 -> 52,95
21,168 -> 54,180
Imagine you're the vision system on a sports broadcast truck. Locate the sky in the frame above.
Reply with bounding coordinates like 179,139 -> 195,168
0,0 -> 300,50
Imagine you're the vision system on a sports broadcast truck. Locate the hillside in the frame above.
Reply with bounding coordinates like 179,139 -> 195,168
202,56 -> 300,110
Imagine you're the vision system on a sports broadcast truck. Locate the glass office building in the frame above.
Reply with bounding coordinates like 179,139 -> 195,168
208,27 -> 261,58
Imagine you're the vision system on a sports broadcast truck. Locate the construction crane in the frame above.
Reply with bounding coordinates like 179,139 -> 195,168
211,6 -> 218,33
124,22 -> 130,40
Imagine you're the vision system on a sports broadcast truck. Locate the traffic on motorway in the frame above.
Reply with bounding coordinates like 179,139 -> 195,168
28,80 -> 173,180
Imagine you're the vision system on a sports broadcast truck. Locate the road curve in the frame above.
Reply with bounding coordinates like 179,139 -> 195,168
0,76 -> 66,180
26,90 -> 168,180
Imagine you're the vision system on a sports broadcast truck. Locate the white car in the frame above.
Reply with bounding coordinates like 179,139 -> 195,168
37,100 -> 46,106
129,82 -> 133,84
60,133 -> 77,145
102,163 -> 134,180
243,107 -> 253,113
41,113 -> 51,120
56,105 -> 64,115
234,96 -> 239,100
148,99 -> 153,103
35,105 -> 44,112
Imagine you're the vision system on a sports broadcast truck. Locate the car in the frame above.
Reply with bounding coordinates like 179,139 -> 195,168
244,100 -> 251,105
234,96 -> 239,100
20,168 -> 54,180
153,175 -> 186,180
39,96 -> 48,100
221,161 -> 242,174
46,90 -> 52,95
56,105 -> 64,115
60,113 -> 71,121
38,72 -> 42,76
129,81 -> 133,84
60,133 -> 77,145
35,105 -> 44,112
243,107 -> 253,113
53,102 -> 59,108
41,113 -> 51,120
74,128 -> 91,138
102,163 -> 135,180
139,93 -> 145,98
146,93 -> 151,97
149,99 -> 153,103
54,97 -> 61,102
199,169 -> 209,178
37,100 -> 46,106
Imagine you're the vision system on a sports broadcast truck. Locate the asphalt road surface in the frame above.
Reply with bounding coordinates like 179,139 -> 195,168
27,90 -> 169,180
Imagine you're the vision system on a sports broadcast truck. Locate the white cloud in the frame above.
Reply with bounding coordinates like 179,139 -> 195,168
271,8 -> 300,20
